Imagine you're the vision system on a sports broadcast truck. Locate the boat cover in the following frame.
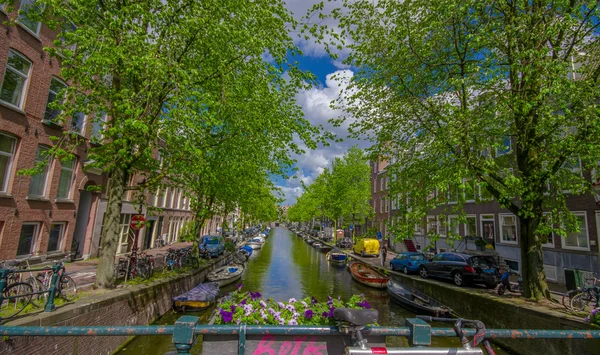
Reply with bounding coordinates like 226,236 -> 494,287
240,245 -> 253,256
172,282 -> 220,302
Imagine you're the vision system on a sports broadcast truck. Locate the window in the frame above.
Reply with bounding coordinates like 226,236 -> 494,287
117,214 -> 133,254
414,223 -> 422,235
43,78 -> 67,123
0,50 -> 31,109
380,176 -> 384,191
497,136 -> 512,156
448,184 -> 459,204
47,222 -> 65,252
541,212 -> 554,248
17,0 -> 44,35
71,110 -> 86,135
499,214 -> 518,244
437,215 -> 447,237
464,179 -> 476,202
562,212 -> 589,250
162,187 -> 169,208
17,222 -> 39,256
57,157 -> 76,199
28,146 -> 51,197
426,215 -> 437,235
0,133 -> 17,193
379,198 -> 383,213
385,197 -> 389,212
448,215 -> 460,236
464,215 -> 477,237
480,214 -> 495,242
90,111 -> 107,143
544,265 -> 557,282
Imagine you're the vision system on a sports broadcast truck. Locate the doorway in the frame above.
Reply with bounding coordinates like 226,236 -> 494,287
144,220 -> 155,250
72,190 -> 92,259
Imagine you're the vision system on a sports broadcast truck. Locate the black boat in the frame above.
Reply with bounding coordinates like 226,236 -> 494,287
387,279 -> 452,317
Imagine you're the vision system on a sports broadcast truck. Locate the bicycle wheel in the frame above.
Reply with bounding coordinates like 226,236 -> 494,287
562,289 -> 581,310
0,282 -> 33,320
135,262 -> 151,280
57,275 -> 77,302
570,292 -> 592,312
25,277 -> 47,308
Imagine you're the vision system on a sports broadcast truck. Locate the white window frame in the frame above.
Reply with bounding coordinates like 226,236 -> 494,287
379,197 -> 383,213
541,212 -> 554,248
17,0 -> 44,36
561,156 -> 583,193
163,187 -> 169,208
561,211 -> 590,251
544,264 -> 558,282
17,222 -> 40,256
47,222 -> 66,252
414,223 -> 422,235
90,111 -> 107,143
448,215 -> 460,237
0,133 -> 17,193
426,215 -> 436,235
43,77 -> 67,123
56,157 -> 76,199
437,215 -> 447,237
464,214 -> 477,238
385,197 -> 389,212
117,214 -> 132,254
464,179 -> 476,203
380,176 -> 384,191
0,50 -> 32,109
28,145 -> 51,198
170,188 -> 176,208
480,214 -> 496,242
70,110 -> 87,136
499,214 -> 518,244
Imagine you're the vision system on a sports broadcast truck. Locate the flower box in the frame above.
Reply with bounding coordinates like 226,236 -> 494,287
201,288 -> 386,354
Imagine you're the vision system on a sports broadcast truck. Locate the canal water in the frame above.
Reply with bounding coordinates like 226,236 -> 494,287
118,227 -> 508,354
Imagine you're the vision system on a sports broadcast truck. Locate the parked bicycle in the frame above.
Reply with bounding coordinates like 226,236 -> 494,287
115,252 -> 154,281
334,308 -> 495,355
0,259 -> 77,322
570,277 -> 599,313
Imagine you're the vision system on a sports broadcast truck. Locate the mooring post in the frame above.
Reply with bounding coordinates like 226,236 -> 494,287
238,323 -> 247,355
405,318 -> 431,347
173,315 -> 200,354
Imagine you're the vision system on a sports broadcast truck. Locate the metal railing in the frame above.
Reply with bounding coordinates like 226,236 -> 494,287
1,315 -> 599,355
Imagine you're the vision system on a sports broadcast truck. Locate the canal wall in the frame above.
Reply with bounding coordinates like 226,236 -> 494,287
0,252 -> 237,355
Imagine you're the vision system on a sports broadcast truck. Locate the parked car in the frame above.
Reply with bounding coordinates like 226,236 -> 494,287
418,251 -> 501,288
390,252 -> 426,274
336,237 -> 353,249
352,238 -> 380,257
200,235 -> 225,257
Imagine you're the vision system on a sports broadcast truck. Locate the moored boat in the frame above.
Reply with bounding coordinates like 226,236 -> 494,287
313,242 -> 323,248
348,261 -> 389,289
306,239 -> 315,245
317,244 -> 332,252
172,282 -> 219,311
327,251 -> 348,263
240,245 -> 253,258
207,264 -> 245,287
387,279 -> 452,317
247,237 -> 264,249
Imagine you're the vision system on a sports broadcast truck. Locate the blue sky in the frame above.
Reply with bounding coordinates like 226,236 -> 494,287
274,1 -> 370,206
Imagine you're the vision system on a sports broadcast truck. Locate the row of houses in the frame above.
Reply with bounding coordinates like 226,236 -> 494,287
0,3 -> 228,262
369,155 -> 600,285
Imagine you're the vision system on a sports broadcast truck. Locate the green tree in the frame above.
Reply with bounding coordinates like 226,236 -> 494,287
35,0 -> 320,288
322,0 -> 600,300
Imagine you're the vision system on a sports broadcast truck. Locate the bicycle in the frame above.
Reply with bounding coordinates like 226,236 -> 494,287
333,308 -> 495,355
570,277 -> 599,313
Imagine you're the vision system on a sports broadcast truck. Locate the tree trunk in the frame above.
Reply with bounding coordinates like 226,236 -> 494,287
95,167 -> 128,289
519,216 -> 553,301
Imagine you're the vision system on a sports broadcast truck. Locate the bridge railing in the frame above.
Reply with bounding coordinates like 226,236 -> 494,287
1,315 -> 599,355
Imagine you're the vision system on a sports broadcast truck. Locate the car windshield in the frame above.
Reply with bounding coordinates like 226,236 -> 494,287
203,237 -> 220,245
470,256 -> 498,268
409,254 -> 425,261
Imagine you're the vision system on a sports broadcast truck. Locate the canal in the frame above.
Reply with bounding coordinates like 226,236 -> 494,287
118,227 -> 508,354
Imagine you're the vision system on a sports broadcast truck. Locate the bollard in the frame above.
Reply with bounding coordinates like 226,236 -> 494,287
173,315 -> 200,354
44,264 -> 62,312
238,323 -> 247,355
405,318 -> 431,347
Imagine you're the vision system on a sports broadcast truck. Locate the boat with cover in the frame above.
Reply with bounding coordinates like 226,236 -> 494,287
207,264 -> 245,287
387,279 -> 452,317
316,244 -> 332,252
172,282 -> 219,311
247,237 -> 264,249
348,261 -> 389,289
240,245 -> 254,258
327,251 -> 348,263
313,242 -> 323,248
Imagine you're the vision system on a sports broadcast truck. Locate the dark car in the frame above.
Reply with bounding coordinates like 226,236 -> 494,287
418,251 -> 501,288
336,237 -> 353,249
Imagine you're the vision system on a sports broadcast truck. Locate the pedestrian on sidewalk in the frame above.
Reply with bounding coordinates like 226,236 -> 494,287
381,243 -> 388,266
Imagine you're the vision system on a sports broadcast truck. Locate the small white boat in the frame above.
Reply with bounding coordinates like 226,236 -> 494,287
206,264 -> 244,287
247,237 -> 264,249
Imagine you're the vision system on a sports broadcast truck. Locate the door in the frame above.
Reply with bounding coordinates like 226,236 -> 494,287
144,220 -> 155,250
72,190 -> 93,259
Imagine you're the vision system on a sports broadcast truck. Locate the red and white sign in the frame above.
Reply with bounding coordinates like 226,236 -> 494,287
130,214 -> 146,230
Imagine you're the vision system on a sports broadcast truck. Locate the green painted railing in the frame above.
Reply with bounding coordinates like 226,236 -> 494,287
1,316 -> 599,355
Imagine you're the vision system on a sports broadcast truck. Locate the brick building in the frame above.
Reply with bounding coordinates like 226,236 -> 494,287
370,153 -> 600,286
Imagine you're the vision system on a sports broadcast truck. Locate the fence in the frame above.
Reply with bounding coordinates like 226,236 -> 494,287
1,315 -> 599,355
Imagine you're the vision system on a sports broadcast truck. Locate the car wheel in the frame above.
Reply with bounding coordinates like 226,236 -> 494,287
403,266 -> 409,275
419,266 -> 428,278
452,272 -> 464,286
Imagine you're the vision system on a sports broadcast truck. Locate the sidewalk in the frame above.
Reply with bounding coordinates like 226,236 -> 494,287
66,242 -> 193,291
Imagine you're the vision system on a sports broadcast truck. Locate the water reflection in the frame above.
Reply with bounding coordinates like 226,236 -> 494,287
119,227 -> 507,354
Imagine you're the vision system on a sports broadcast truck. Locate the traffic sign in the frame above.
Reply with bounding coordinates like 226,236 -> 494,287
130,214 -> 146,230
349,225 -> 354,231
322,223 -> 325,227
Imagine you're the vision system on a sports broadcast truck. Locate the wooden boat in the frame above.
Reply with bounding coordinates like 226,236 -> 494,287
239,245 -> 253,258
207,264 -> 244,287
317,244 -> 332,252
172,282 -> 219,311
387,279 -> 452,317
348,262 -> 389,289
313,242 -> 323,248
327,251 -> 348,263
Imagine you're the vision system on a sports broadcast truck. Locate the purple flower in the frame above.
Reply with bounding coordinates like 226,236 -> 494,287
278,318 -> 286,325
300,301 -> 308,308
338,295 -> 341,301
358,300 -> 371,309
327,296 -> 334,306
236,284 -> 243,291
286,304 -> 296,312
592,308 -> 599,316
239,299 -> 247,305
243,304 -> 254,316
260,300 -> 267,308
220,310 -> 233,323
304,309 -> 314,320
288,298 -> 297,304
288,319 -> 298,325
321,311 -> 329,318
328,307 -> 335,318
268,308 -> 276,315
311,296 -> 318,305
277,302 -> 285,309
230,305 -> 237,313
250,291 -> 262,300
